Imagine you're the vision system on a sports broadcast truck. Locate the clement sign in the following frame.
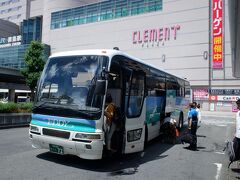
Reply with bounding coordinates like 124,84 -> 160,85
132,25 -> 180,44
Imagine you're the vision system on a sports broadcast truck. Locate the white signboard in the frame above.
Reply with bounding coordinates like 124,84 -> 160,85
217,96 -> 240,102
0,35 -> 22,48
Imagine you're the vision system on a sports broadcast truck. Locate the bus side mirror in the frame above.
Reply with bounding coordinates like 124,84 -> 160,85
95,80 -> 106,95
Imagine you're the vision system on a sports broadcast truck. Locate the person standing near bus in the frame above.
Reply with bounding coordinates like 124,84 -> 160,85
235,99 -> 240,137
104,93 -> 117,152
188,102 -> 198,150
196,104 -> 201,125
234,99 -> 240,158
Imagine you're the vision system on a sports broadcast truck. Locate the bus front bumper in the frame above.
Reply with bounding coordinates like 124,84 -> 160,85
29,133 -> 104,160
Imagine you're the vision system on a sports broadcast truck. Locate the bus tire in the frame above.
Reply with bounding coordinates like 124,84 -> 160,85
144,125 -> 148,149
178,112 -> 183,131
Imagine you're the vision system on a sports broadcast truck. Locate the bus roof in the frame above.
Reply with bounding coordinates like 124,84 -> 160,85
50,49 -> 122,58
50,49 -> 189,82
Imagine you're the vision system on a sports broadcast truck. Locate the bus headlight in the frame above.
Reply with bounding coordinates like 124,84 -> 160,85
30,125 -> 40,134
127,128 -> 142,142
75,133 -> 101,140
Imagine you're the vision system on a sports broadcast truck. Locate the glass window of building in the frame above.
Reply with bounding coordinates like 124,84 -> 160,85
12,0 -> 20,3
51,0 -> 162,30
100,1 -> 114,20
130,0 -> 144,15
0,44 -> 50,69
115,0 -> 128,18
21,17 -> 42,44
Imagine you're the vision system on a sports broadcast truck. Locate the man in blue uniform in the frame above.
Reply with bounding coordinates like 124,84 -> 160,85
188,102 -> 198,150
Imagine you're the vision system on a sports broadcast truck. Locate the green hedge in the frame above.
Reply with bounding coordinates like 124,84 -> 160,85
0,102 -> 33,113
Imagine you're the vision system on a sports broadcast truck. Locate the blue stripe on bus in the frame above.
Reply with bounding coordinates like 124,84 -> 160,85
31,114 -> 96,133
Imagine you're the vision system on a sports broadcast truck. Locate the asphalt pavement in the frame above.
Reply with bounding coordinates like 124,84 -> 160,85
0,112 -> 239,180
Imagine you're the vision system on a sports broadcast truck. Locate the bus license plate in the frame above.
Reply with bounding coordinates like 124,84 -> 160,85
49,144 -> 64,155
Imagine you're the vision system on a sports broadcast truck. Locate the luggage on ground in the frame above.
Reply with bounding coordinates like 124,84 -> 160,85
180,131 -> 193,144
225,137 -> 240,168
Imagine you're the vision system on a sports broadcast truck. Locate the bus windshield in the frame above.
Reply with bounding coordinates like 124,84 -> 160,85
33,55 -> 109,119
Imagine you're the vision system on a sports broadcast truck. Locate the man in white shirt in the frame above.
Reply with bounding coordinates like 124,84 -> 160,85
196,104 -> 201,124
234,99 -> 240,160
236,99 -> 240,139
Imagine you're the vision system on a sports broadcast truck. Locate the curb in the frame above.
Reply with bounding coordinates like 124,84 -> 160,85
0,124 -> 29,129
201,111 -> 236,117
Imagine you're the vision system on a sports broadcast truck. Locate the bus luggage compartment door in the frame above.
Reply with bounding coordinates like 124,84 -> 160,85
124,101 -> 146,154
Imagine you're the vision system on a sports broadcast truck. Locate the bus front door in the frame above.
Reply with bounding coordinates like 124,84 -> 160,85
124,70 -> 145,154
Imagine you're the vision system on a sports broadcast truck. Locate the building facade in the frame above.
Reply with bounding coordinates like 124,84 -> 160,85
0,0 -> 30,25
28,0 -> 239,111
0,6 -> 49,101
228,0 -> 240,78
0,19 -> 19,37
1,0 -> 239,111
0,16 -> 50,69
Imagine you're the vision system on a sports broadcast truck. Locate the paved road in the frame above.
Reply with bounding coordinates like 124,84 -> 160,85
0,112 -> 239,180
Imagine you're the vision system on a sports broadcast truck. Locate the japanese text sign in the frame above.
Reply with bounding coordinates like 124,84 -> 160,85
212,0 -> 223,69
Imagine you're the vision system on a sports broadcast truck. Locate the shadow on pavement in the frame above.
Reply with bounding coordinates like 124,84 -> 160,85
36,126 -> 193,175
231,168 -> 240,173
231,168 -> 240,179
183,146 -> 199,151
197,134 -> 206,138
36,124 -> 192,176
197,146 -> 206,149
36,136 -> 172,175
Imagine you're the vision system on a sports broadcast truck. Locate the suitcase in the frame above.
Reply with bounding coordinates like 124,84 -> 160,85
225,137 -> 240,168
180,132 -> 193,144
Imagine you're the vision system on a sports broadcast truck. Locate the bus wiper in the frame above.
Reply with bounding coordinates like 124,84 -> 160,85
78,110 -> 100,118
76,105 -> 100,112
56,94 -> 74,104
33,101 -> 56,108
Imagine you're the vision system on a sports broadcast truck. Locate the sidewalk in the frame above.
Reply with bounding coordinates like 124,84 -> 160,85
201,110 -> 236,118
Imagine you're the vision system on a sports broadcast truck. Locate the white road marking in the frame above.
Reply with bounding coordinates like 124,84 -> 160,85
214,151 -> 225,155
216,125 -> 227,127
202,115 -> 235,118
203,121 -> 234,125
214,163 -> 222,180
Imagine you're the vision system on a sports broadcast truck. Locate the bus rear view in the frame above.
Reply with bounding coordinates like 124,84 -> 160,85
29,52 -> 109,160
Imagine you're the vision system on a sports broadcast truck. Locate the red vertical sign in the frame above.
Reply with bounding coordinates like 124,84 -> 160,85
212,0 -> 223,69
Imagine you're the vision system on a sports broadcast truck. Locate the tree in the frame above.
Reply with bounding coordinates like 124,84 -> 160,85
21,41 -> 45,101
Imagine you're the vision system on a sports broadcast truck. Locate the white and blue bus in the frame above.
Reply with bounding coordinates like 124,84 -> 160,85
29,49 -> 190,160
